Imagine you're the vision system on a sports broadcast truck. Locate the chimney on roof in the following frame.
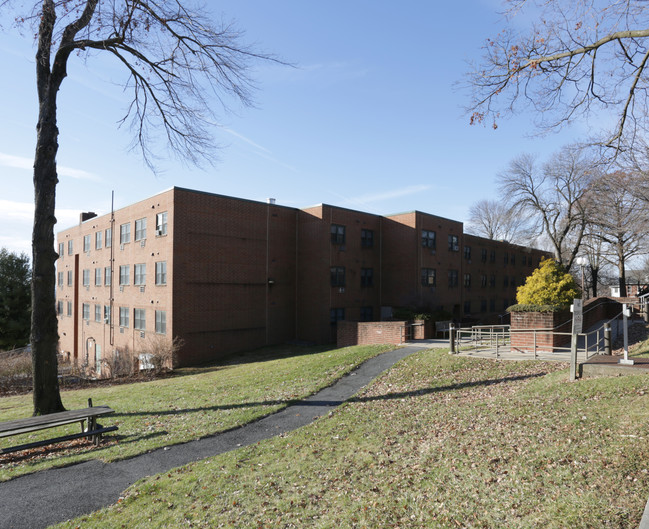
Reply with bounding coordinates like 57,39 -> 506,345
80,212 -> 97,223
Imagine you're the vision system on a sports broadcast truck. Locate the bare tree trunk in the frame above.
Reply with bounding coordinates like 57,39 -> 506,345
589,265 -> 599,298
31,1 -> 64,415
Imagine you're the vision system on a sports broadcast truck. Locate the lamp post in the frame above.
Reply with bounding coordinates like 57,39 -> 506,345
576,256 -> 587,299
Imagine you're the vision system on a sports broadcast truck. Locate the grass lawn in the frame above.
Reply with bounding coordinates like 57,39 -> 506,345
55,345 -> 649,529
0,344 -> 394,481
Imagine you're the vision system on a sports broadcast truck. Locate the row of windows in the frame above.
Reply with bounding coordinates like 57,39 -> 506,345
330,267 -> 374,287
61,262 -> 167,288
59,301 -> 167,334
329,306 -> 373,323
59,212 -> 168,258
463,299 -> 517,313
330,225 -> 374,248
420,270 -> 523,289
473,248 -> 538,266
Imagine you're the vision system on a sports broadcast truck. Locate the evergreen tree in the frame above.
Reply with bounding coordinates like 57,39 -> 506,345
0,249 -> 31,350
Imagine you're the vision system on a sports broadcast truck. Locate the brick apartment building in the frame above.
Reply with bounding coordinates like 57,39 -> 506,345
56,187 -> 549,368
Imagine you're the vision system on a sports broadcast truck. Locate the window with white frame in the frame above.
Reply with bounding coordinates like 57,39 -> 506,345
104,305 -> 111,324
119,306 -> 129,327
134,308 -> 146,331
119,265 -> 130,286
134,263 -> 146,286
422,230 -> 436,249
155,261 -> 167,285
67,270 -> 73,286
120,223 -> 131,244
82,303 -> 90,320
135,218 -> 147,241
67,301 -> 72,316
105,227 -> 112,248
57,272 -> 63,287
83,235 -> 90,253
156,212 -> 168,236
58,242 -> 64,258
95,304 -> 101,322
105,267 -> 111,286
57,300 -> 63,316
82,269 -> 90,287
155,310 -> 166,334
68,239 -> 73,255
95,231 -> 102,250
95,268 -> 102,286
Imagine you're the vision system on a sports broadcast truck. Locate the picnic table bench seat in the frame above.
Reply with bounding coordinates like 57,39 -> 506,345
435,320 -> 452,338
0,402 -> 118,455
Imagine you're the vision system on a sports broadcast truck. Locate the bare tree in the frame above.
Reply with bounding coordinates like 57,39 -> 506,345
5,1 -> 273,415
466,199 -> 535,244
466,1 -> 649,155
498,145 -> 595,268
587,171 -> 649,297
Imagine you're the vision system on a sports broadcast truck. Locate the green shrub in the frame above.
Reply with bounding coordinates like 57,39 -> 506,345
515,258 -> 580,308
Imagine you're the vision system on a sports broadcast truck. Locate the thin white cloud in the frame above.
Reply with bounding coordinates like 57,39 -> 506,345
354,185 -> 432,204
220,128 -> 298,173
0,152 -> 101,181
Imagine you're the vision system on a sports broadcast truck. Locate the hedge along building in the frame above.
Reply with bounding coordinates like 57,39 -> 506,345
55,187 -> 550,368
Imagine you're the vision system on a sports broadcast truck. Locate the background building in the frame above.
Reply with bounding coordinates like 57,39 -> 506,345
56,187 -> 549,368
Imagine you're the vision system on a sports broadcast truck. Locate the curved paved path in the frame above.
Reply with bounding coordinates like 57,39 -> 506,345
1,345 -> 427,529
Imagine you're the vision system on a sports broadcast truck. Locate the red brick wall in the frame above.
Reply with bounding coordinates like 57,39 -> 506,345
337,321 -> 406,347
510,311 -> 572,352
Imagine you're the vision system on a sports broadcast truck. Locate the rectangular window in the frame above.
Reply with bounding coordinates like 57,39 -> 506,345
421,268 -> 436,287
58,242 -> 64,258
360,306 -> 373,321
155,310 -> 167,334
464,246 -> 471,260
83,235 -> 91,253
156,212 -> 168,236
105,227 -> 112,248
464,273 -> 471,287
481,248 -> 488,263
134,263 -> 146,286
104,305 -> 111,324
511,254 -> 515,266
95,304 -> 102,323
361,229 -> 374,248
120,223 -> 131,244
448,235 -> 459,251
504,252 -> 509,265
67,301 -> 72,317
67,270 -> 73,286
95,231 -> 102,250
105,267 -> 112,286
119,265 -> 130,286
95,268 -> 102,286
490,250 -> 496,263
82,269 -> 90,287
57,272 -> 63,287
360,268 -> 373,287
481,274 -> 487,288
330,224 -> 346,245
119,306 -> 129,327
490,274 -> 496,287
421,230 -> 436,249
57,300 -> 63,316
522,255 -> 527,266
134,308 -> 146,331
330,266 -> 345,287
330,308 -> 345,324
448,270 -> 459,287
155,261 -> 167,285
68,240 -> 73,255
82,303 -> 90,320
135,217 -> 147,241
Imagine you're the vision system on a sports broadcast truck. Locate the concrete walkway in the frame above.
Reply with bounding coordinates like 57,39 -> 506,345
0,345 -> 430,529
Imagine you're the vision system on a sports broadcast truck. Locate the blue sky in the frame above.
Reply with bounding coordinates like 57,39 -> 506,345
0,1 -> 583,256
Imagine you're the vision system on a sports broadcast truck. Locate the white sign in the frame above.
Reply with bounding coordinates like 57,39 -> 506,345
571,299 -> 583,334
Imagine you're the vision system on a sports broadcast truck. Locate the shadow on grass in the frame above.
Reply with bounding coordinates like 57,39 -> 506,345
113,372 -> 546,418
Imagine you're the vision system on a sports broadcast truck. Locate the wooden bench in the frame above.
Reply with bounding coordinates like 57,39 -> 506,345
0,399 -> 118,455
435,320 -> 452,338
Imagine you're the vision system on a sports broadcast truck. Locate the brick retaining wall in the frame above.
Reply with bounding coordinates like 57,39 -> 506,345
337,321 -> 407,347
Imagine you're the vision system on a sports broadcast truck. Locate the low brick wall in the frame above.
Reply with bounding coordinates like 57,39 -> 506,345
337,321 -> 407,347
510,311 -> 572,352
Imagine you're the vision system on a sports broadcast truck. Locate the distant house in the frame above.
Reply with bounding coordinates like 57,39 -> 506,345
55,187 -> 550,368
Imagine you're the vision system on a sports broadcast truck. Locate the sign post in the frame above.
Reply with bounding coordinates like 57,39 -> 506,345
570,299 -> 583,381
619,303 -> 634,365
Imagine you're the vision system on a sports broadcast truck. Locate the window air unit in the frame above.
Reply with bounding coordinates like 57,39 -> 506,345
140,331 -> 145,339
140,239 -> 146,248
120,244 -> 124,251
119,285 -> 124,292
339,287 -> 345,293
120,327 -> 124,334
156,228 -> 163,236
139,286 -> 145,293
